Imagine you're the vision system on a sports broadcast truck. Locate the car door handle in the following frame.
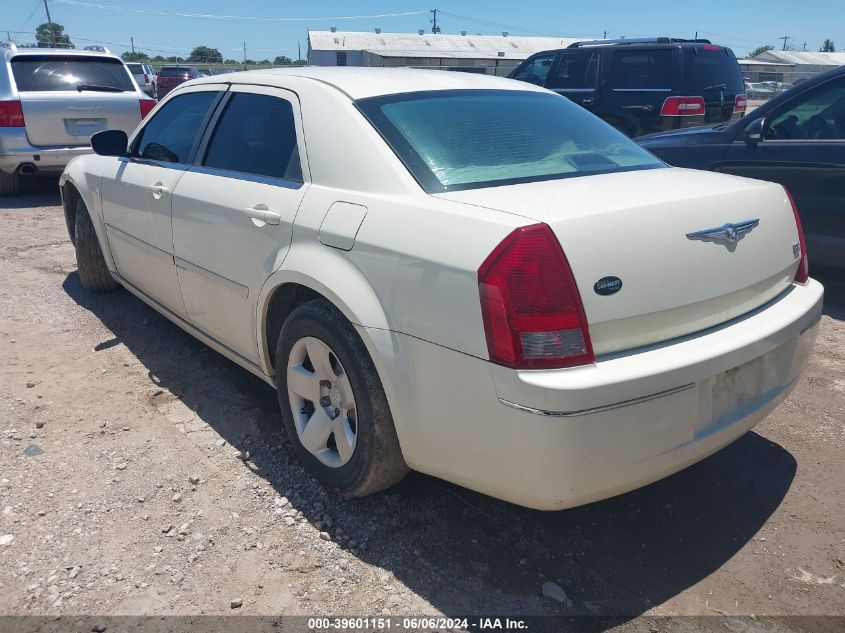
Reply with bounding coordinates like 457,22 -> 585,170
582,97 -> 594,105
150,183 -> 170,199
245,205 -> 281,226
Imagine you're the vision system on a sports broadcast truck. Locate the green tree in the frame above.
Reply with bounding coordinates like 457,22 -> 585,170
35,22 -> 73,48
187,46 -> 223,64
749,45 -> 774,58
273,55 -> 293,65
121,51 -> 149,62
820,39 -> 835,52
224,58 -> 239,65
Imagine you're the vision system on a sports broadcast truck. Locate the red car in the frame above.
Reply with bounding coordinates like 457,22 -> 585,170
155,66 -> 200,98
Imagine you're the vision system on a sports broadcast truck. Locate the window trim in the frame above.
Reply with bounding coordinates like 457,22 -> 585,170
193,84 -> 309,186
128,86 -> 227,167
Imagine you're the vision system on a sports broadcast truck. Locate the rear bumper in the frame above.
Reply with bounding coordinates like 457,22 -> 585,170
0,128 -> 92,175
372,279 -> 822,510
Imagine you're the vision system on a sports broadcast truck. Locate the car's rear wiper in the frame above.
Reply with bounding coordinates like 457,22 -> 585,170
76,83 -> 124,93
703,83 -> 727,91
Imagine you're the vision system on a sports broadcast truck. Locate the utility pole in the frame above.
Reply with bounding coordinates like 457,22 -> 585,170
243,41 -> 247,66
130,36 -> 135,54
603,30 -> 607,39
695,31 -> 698,39
430,8 -> 439,34
803,42 -> 807,50
43,0 -> 56,47
5,31 -> 10,43
778,35 -> 790,51
297,41 -> 301,62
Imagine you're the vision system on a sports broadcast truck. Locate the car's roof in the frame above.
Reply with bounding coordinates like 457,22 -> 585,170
189,66 -> 548,100
3,47 -> 123,62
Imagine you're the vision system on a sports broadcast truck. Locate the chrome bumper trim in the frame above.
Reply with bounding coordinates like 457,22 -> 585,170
498,383 -> 696,417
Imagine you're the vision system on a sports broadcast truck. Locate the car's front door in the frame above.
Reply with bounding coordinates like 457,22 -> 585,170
171,85 -> 309,363
100,87 -> 224,317
509,52 -> 557,87
545,50 -> 600,114
720,75 -> 845,267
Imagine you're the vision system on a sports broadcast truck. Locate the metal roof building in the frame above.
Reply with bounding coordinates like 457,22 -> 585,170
307,30 -> 582,75
750,50 -> 845,82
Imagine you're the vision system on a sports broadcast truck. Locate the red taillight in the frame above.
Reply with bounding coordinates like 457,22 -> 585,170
660,96 -> 706,117
478,223 -> 595,369
785,189 -> 809,284
139,99 -> 156,119
733,94 -> 748,116
703,44 -> 720,51
0,100 -> 25,127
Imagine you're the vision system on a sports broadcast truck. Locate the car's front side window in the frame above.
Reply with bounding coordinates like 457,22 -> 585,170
357,90 -> 664,193
132,91 -> 219,164
511,53 -> 555,86
202,92 -> 302,182
766,77 -> 845,140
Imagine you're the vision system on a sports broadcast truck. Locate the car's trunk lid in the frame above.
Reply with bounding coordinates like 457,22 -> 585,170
17,91 -> 141,147
437,168 -> 801,355
11,54 -> 141,147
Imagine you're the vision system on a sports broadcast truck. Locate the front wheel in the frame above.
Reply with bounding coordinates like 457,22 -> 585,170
275,299 -> 408,497
74,198 -> 118,291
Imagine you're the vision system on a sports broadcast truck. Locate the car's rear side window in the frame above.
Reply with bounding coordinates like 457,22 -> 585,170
609,49 -> 673,89
202,93 -> 302,182
546,51 -> 599,90
681,46 -> 744,93
357,90 -> 664,193
126,63 -> 143,74
11,56 -> 135,92
132,91 -> 219,164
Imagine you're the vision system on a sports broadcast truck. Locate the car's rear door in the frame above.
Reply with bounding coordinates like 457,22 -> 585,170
719,75 -> 845,267
681,44 -> 745,123
170,85 -> 309,363
604,47 -> 677,135
545,49 -> 600,114
100,86 -> 224,317
11,54 -> 141,147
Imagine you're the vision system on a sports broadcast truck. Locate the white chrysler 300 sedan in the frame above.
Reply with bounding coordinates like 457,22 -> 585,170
59,68 -> 823,510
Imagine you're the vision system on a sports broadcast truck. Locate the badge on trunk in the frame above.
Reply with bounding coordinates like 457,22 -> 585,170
594,276 -> 622,296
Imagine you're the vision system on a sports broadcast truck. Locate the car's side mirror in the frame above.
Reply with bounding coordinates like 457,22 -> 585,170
743,117 -> 766,145
91,129 -> 128,157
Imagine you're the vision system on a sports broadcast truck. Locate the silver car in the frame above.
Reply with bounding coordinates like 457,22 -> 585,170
126,62 -> 157,98
0,42 -> 154,195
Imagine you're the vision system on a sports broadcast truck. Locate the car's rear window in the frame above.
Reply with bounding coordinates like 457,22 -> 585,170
682,46 -> 744,93
11,56 -> 135,92
126,63 -> 143,73
356,90 -> 664,193
159,67 -> 190,78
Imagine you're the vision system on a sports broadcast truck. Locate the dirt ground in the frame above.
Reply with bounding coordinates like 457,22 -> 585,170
1,180 -> 844,626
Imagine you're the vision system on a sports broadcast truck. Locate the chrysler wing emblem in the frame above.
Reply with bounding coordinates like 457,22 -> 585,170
686,219 -> 759,246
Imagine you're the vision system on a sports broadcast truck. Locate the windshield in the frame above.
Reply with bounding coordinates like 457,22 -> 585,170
11,56 -> 135,92
682,46 -> 744,93
356,90 -> 664,193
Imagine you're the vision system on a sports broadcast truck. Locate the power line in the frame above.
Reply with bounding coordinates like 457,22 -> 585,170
52,1 -> 428,23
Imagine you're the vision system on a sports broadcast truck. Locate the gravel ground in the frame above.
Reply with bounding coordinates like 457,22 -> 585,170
1,180 -> 843,623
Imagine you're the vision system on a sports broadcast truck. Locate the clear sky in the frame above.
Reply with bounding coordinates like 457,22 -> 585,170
2,0 -> 842,61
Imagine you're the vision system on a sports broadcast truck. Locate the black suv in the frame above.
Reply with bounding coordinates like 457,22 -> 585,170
509,37 -> 747,137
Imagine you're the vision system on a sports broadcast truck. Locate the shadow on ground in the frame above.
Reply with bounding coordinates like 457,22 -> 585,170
812,264 -> 845,320
64,271 -> 798,618
0,177 -> 61,210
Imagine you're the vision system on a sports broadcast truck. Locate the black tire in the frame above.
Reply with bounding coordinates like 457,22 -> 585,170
0,170 -> 20,196
275,299 -> 408,497
74,198 -> 118,291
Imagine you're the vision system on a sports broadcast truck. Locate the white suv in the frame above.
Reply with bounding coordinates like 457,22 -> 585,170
0,42 -> 155,195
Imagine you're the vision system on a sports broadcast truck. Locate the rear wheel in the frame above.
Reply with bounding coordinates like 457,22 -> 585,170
275,299 -> 408,496
0,171 -> 20,196
74,198 -> 118,291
